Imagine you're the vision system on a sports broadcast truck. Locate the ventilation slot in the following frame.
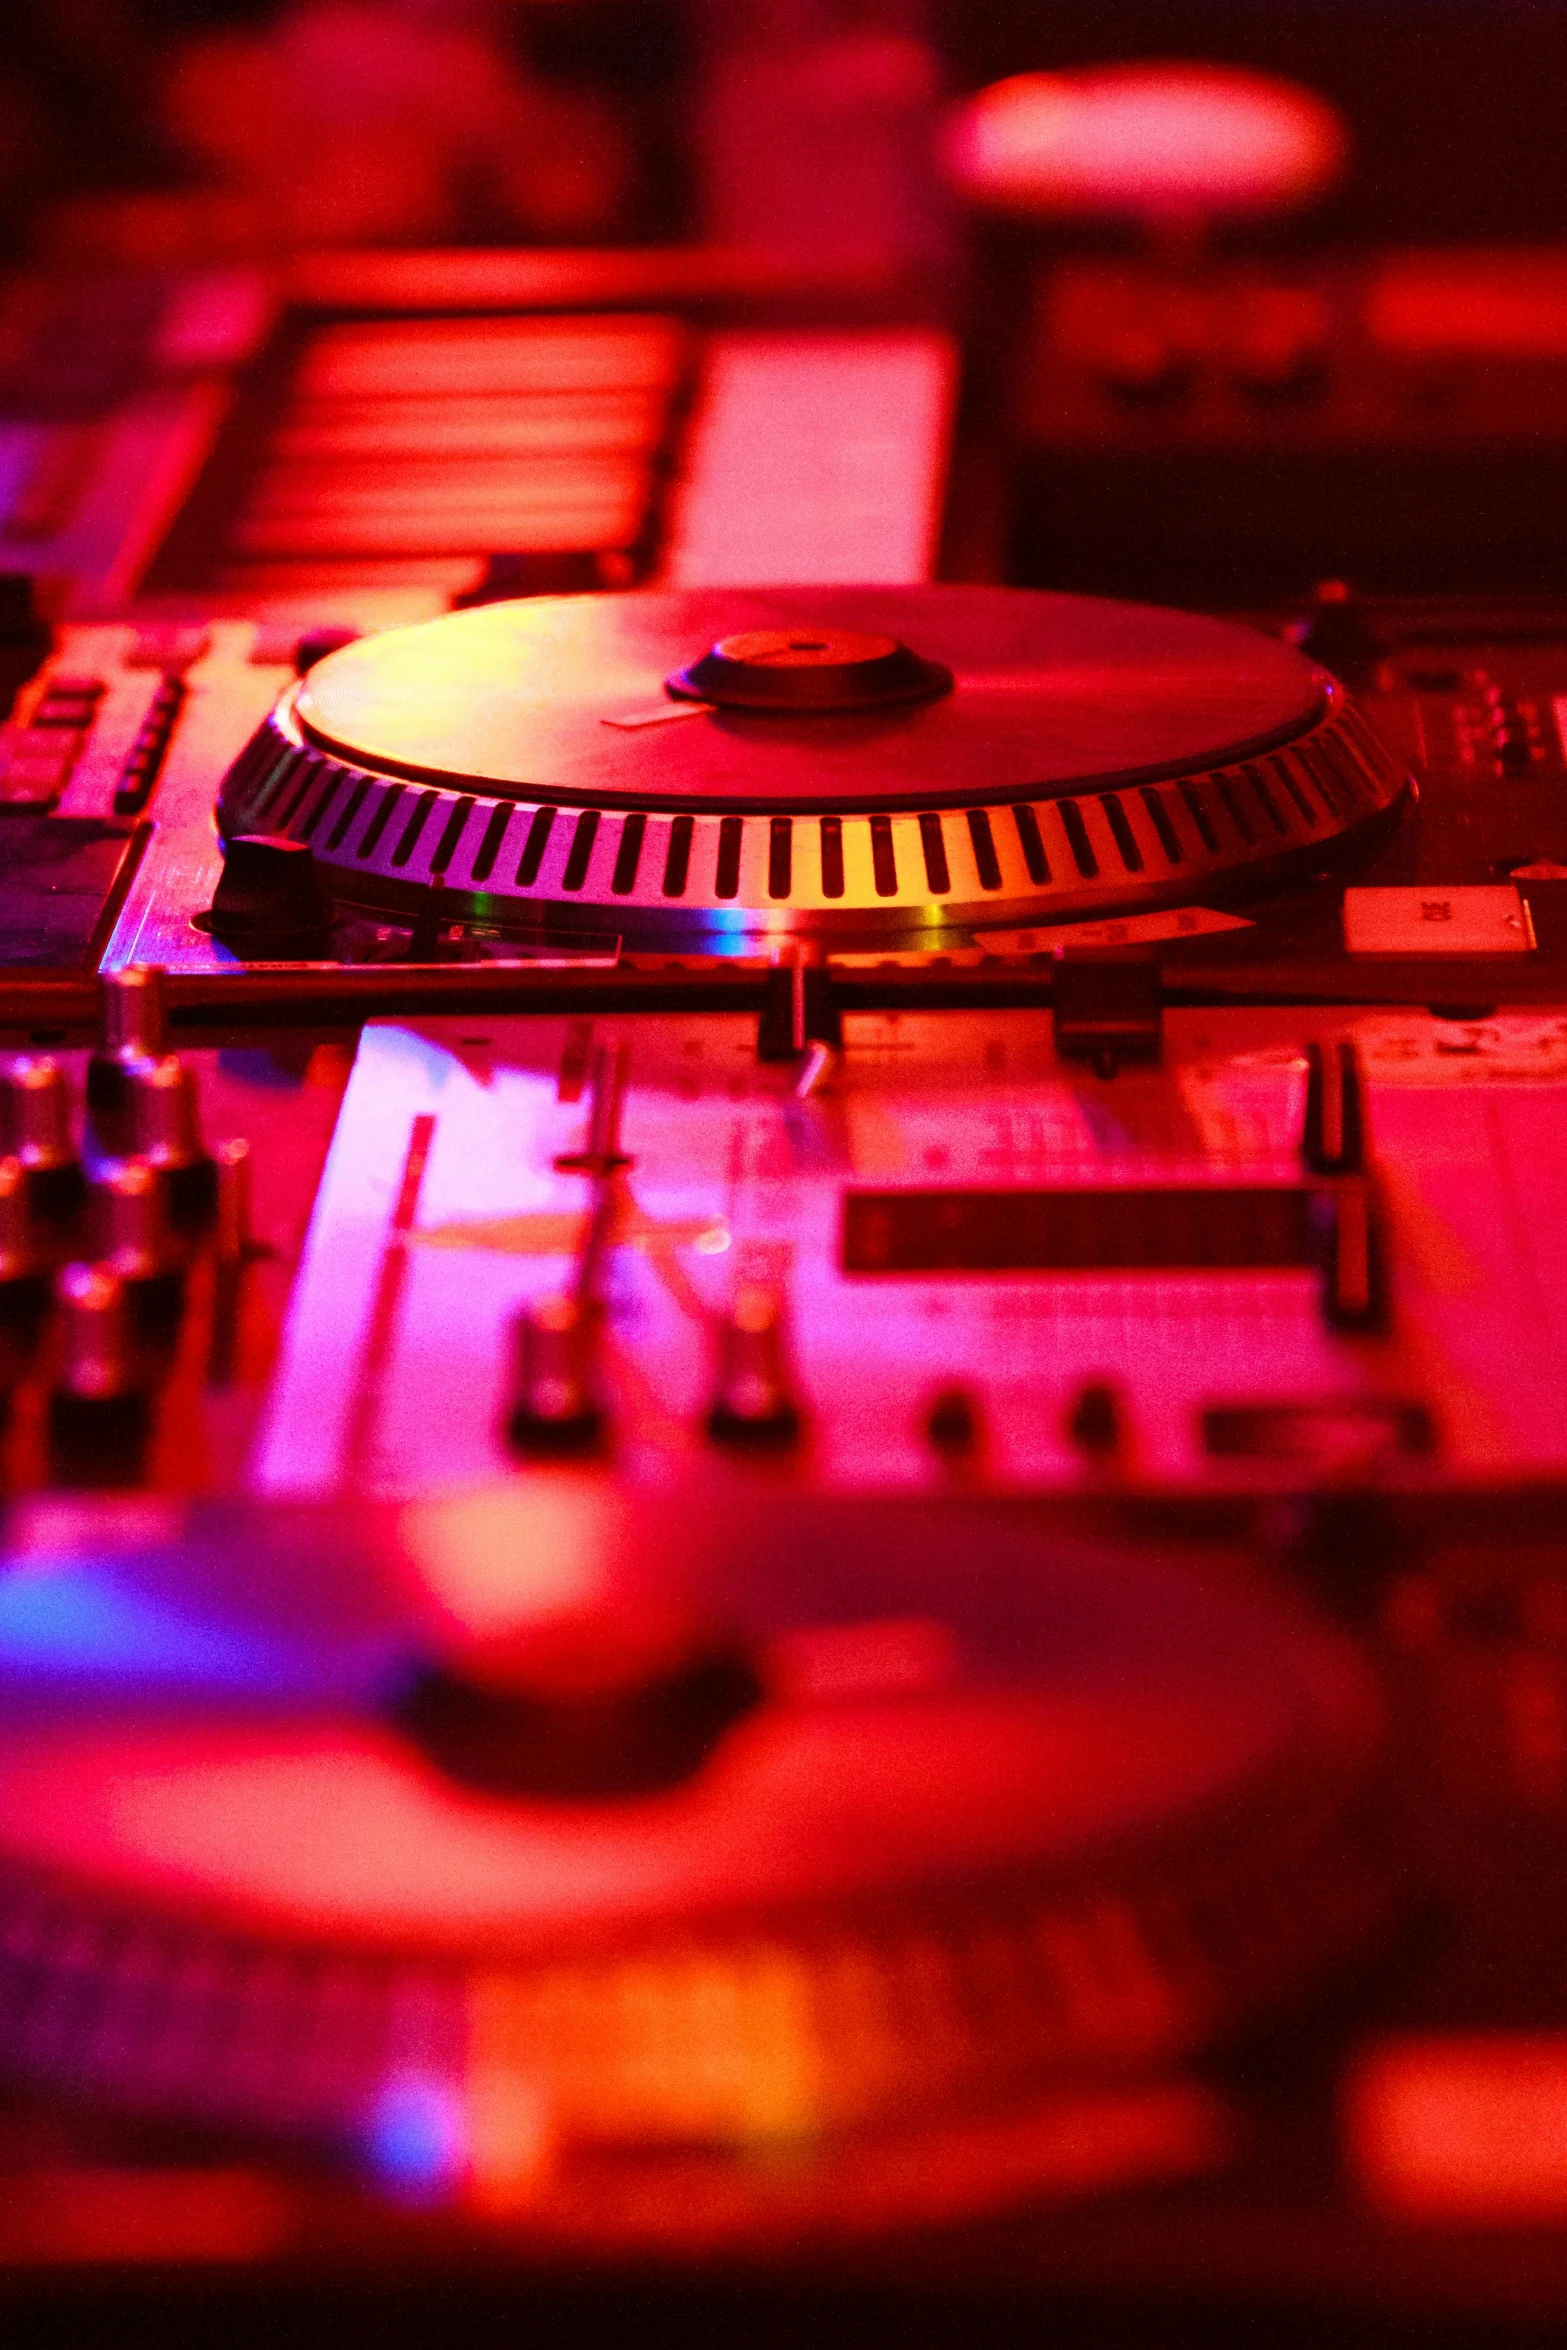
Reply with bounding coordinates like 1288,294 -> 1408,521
1099,794 -> 1144,872
1315,735 -> 1373,805
1299,745 -> 1350,815
516,805 -> 556,886
1334,702 -> 1371,756
224,730 -> 283,808
326,775 -> 370,851
429,796 -> 475,876
1212,774 -> 1254,846
1057,799 -> 1098,879
470,802 -> 511,883
1012,803 -> 1051,883
297,774 -> 340,843
1139,788 -> 1182,863
1177,780 -> 1219,853
562,810 -> 601,891
390,791 -> 437,870
1271,756 -> 1319,825
273,755 -> 325,832
611,811 -> 646,895
1242,765 -> 1290,837
919,813 -> 950,894
966,809 -> 1003,890
869,814 -> 898,897
1339,704 -> 1391,775
820,816 -> 845,899
356,786 -> 403,860
662,815 -> 693,897
715,815 -> 743,899
768,816 -> 793,900
247,749 -> 306,826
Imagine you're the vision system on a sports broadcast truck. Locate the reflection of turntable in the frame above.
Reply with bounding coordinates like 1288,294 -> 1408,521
211,586 -> 1405,950
0,1484 -> 1382,2237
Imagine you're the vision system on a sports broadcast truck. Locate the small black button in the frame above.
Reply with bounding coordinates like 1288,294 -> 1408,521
204,834 -> 331,951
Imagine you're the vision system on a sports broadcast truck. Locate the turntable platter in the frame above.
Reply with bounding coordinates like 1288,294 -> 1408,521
216,583 -> 1407,946
293,587 -> 1327,813
0,1487 -> 1384,2198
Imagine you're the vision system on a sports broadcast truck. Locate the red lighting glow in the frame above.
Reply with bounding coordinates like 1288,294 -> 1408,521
945,64 -> 1349,225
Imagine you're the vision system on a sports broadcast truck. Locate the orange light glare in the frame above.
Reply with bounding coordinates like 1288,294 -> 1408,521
1347,2034 -> 1567,2220
944,64 -> 1349,223
400,1482 -> 615,1635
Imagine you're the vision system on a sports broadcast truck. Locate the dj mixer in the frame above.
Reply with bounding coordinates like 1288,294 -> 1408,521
6,248 -> 1567,2343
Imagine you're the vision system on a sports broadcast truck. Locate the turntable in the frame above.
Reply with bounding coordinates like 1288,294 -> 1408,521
208,585 -> 1404,951
0,1482 -> 1383,2240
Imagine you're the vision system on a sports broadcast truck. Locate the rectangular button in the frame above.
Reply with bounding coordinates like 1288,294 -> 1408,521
1343,884 -> 1534,954
0,733 -> 76,784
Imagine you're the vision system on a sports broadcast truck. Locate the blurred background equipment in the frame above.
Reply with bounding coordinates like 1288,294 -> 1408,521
156,0 -> 640,249
693,0 -> 952,265
942,62 -> 1348,236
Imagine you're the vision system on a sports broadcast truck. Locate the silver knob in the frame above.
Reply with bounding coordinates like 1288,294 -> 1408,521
9,1056 -> 74,1170
94,1159 -> 187,1356
102,964 -> 167,1060
56,1262 -> 137,1400
0,1157 -> 48,1350
6,1058 -> 85,1239
132,1056 -> 218,1237
707,1281 -> 800,1448
89,966 -> 168,1161
0,1158 -> 39,1282
505,1291 -> 602,1454
96,1158 -> 175,1275
49,1262 -> 150,1485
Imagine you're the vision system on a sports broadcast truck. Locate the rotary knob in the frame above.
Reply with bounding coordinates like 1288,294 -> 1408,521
48,1263 -> 150,1486
707,1281 -> 801,1449
87,965 -> 167,1163
130,1057 -> 218,1240
0,1158 -> 49,1357
93,1158 -> 186,1354
204,834 -> 330,953
505,1292 -> 602,1455
5,1057 -> 86,1242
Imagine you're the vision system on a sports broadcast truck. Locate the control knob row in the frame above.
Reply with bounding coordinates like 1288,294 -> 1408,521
507,1280 -> 802,1458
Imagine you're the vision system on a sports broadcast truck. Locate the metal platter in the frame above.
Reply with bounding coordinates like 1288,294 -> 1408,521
0,1485 -> 1383,2230
215,587 -> 1407,948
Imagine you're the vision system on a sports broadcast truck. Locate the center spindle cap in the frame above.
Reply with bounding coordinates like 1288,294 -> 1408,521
667,626 -> 953,715
392,1603 -> 765,1799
